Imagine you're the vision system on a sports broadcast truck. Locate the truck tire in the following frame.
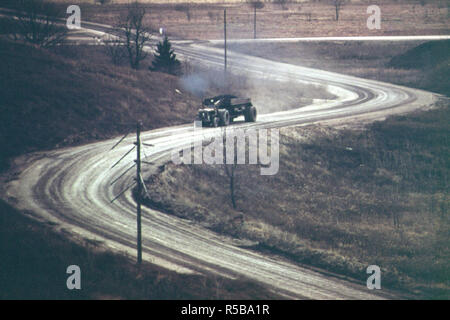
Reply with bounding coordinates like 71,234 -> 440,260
211,117 -> 219,128
245,106 -> 257,122
219,110 -> 230,126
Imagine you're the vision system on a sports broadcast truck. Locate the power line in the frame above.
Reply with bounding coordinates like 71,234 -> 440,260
110,131 -> 130,151
110,181 -> 136,204
110,146 -> 135,169
110,162 -> 135,186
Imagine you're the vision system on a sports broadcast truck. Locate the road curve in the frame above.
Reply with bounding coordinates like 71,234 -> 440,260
2,31 -> 438,299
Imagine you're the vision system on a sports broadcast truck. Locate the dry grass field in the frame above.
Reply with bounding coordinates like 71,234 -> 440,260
0,199 -> 278,299
144,101 -> 450,299
0,37 -> 200,170
46,1 -> 450,40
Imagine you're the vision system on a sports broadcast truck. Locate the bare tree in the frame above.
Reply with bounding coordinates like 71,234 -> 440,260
119,1 -> 151,69
224,162 -> 238,210
174,4 -> 191,22
332,0 -> 345,21
16,0 -> 67,48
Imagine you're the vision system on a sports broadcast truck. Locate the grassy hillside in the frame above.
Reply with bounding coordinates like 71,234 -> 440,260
144,101 -> 450,299
0,38 -> 200,171
388,40 -> 450,96
0,35 -> 333,171
388,40 -> 450,69
0,199 -> 277,299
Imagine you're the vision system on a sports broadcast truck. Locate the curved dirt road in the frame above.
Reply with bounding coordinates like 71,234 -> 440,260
2,35 -> 438,299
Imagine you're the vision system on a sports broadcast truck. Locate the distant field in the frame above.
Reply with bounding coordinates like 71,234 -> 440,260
3,1 -> 448,39
49,0 -> 247,3
71,1 -> 450,39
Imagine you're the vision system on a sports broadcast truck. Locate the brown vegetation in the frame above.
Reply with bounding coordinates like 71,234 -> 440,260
7,0 -> 68,48
0,37 -> 199,170
0,199 -> 278,299
75,1 -> 450,39
144,101 -> 450,299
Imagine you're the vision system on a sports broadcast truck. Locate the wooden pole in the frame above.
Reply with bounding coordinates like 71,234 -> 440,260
254,6 -> 256,39
136,122 -> 142,265
224,8 -> 227,74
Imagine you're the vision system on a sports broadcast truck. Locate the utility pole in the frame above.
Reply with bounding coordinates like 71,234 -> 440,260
135,122 -> 142,265
109,121 -> 150,266
224,8 -> 227,74
254,6 -> 256,39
